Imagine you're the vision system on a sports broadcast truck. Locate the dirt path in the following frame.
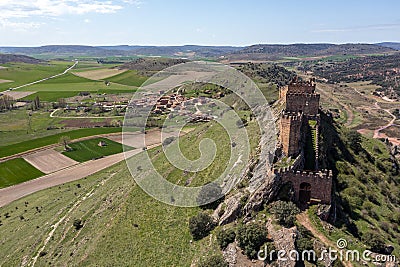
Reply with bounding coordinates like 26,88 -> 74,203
297,212 -> 353,267
9,61 -> 78,90
315,83 -> 355,127
372,101 -> 397,138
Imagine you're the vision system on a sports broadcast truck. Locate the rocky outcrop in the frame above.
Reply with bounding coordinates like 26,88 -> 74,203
222,243 -> 237,266
213,192 -> 244,226
243,173 -> 281,222
266,219 -> 297,267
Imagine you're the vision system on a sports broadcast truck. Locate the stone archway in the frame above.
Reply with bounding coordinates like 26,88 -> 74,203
299,182 -> 311,204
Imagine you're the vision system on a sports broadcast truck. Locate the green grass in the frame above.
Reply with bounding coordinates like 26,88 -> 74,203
0,62 -> 74,91
62,137 -> 133,162
0,158 -> 44,188
18,80 -> 134,92
107,70 -> 149,87
0,127 -> 122,158
22,91 -> 83,101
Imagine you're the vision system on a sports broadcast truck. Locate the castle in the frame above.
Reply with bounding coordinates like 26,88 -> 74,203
275,77 -> 332,206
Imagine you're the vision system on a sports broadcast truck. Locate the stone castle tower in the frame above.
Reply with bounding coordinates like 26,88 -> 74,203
276,77 -> 332,206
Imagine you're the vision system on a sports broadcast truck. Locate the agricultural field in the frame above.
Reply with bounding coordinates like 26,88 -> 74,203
72,68 -> 127,80
0,61 -> 74,91
0,127 -> 122,158
0,158 -> 44,188
106,70 -> 149,87
62,137 -> 132,162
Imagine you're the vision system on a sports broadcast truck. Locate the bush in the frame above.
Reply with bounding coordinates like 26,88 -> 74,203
362,231 -> 386,254
198,254 -> 228,267
216,228 -> 236,249
189,212 -> 215,240
236,223 -> 267,259
269,201 -> 300,227
73,219 -> 83,230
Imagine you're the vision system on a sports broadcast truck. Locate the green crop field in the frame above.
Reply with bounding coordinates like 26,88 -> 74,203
0,127 -> 122,158
107,70 -> 148,87
62,137 -> 133,162
0,61 -> 75,91
0,158 -> 44,188
19,80 -> 134,92
22,91 -> 84,101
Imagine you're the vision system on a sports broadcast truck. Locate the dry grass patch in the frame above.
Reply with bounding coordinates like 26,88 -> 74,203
72,68 -> 127,80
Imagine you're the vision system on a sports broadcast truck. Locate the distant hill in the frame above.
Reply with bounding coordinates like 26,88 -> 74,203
0,54 -> 42,64
224,43 -> 397,61
0,43 -> 397,60
376,42 -> 400,50
118,57 -> 189,76
100,45 -> 243,58
0,45 -> 128,57
0,45 -> 243,58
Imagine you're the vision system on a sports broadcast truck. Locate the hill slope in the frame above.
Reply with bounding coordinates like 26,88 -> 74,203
0,54 -> 42,64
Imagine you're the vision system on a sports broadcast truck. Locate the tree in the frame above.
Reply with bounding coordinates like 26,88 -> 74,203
196,182 -> 224,209
269,201 -> 300,227
362,231 -> 386,254
216,228 -> 236,249
345,130 -> 362,153
59,136 -> 71,151
57,98 -> 67,108
73,219 -> 83,230
189,212 -> 215,240
198,254 -> 228,267
236,223 -> 267,259
32,96 -> 40,110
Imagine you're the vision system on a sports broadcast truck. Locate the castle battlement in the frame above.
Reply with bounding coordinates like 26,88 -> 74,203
281,111 -> 303,121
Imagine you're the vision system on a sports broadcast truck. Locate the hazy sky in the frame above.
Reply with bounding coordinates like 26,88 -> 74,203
1,0 -> 400,46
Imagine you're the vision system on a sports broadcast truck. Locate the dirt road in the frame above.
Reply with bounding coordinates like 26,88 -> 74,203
0,149 -> 140,208
297,212 -> 353,267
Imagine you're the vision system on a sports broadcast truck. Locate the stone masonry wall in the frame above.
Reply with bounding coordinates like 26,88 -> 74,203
278,170 -> 332,204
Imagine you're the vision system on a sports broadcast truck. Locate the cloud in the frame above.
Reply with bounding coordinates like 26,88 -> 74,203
312,23 -> 400,33
0,0 -> 140,29
0,18 -> 41,30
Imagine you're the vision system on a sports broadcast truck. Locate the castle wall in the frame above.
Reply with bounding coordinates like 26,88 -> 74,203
278,170 -> 332,204
280,113 -> 303,156
287,82 -> 315,94
285,93 -> 320,116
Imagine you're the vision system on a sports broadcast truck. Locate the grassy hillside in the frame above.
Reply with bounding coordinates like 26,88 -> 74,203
0,120 -> 259,266
318,112 -> 400,256
0,158 -> 44,188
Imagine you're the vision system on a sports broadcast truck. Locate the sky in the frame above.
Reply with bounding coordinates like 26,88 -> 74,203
1,0 -> 400,46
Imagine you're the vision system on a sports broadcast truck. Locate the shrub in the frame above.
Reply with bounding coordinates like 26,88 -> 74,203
73,219 -> 83,230
362,231 -> 386,254
236,223 -> 267,259
269,201 -> 300,227
198,254 -> 228,267
189,212 -> 215,240
216,228 -> 236,249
